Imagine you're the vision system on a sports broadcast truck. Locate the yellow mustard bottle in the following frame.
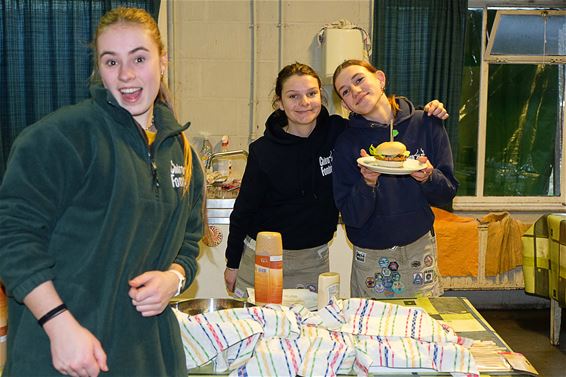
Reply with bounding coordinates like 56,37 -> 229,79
254,231 -> 283,305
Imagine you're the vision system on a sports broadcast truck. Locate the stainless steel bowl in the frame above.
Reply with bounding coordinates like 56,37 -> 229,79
172,298 -> 255,375
172,297 -> 253,316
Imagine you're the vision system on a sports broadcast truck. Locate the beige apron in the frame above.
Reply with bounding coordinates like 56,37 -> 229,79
350,231 -> 443,299
234,236 -> 329,298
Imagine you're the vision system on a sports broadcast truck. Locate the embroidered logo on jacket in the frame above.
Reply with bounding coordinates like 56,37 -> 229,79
319,151 -> 333,177
170,161 -> 185,189
409,148 -> 426,160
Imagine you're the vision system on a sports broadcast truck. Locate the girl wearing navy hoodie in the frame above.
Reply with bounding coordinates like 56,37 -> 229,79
224,63 -> 346,297
224,62 -> 448,298
332,59 -> 458,299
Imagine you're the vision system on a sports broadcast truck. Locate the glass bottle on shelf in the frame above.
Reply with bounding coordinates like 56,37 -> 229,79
200,136 -> 213,171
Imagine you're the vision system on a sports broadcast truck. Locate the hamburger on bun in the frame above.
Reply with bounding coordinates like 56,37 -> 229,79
368,141 -> 410,168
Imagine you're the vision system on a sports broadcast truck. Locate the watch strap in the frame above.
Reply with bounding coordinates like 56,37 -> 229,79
168,269 -> 186,296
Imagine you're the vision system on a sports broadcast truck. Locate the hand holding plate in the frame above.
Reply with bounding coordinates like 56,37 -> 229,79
410,156 -> 434,183
358,149 -> 380,186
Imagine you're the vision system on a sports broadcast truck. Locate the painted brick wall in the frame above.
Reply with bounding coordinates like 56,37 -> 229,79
169,0 -> 371,154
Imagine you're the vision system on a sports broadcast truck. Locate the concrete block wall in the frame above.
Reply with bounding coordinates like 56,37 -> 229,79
167,0 -> 372,155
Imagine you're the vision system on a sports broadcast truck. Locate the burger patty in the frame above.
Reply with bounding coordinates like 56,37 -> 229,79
374,154 -> 407,162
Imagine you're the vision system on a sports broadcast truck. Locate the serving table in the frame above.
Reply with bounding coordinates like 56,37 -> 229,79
186,296 -> 537,376
374,296 -> 536,376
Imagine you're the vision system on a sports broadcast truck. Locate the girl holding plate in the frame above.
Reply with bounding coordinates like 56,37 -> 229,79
332,59 -> 458,299
224,62 -> 448,298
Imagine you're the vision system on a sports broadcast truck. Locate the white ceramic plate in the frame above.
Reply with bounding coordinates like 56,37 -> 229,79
357,156 -> 426,175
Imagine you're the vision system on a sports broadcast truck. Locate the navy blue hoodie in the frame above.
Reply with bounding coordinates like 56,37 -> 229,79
225,107 -> 347,268
332,97 -> 458,249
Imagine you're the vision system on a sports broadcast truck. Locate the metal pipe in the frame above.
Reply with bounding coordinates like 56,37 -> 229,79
278,0 -> 283,71
166,0 -> 175,100
248,0 -> 258,145
206,150 -> 249,170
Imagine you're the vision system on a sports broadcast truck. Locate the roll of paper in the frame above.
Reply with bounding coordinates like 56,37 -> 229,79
317,272 -> 340,310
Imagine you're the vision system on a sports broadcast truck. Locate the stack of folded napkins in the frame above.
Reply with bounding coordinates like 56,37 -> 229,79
246,288 -> 319,311
174,298 -> 479,377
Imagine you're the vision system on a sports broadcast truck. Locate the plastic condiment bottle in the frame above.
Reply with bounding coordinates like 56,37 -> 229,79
254,231 -> 283,305
317,272 -> 340,310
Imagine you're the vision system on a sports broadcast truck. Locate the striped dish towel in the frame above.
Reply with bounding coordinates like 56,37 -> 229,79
231,336 -> 310,376
175,299 -> 479,376
299,325 -> 356,376
232,326 -> 355,377
315,296 -> 346,330
174,305 -> 301,373
340,298 -> 465,345
173,307 -> 263,372
354,336 -> 478,376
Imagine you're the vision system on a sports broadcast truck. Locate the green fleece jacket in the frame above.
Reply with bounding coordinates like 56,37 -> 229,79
0,85 -> 204,376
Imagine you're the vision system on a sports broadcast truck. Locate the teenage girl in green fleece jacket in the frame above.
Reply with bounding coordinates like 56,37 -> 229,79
0,7 -> 203,376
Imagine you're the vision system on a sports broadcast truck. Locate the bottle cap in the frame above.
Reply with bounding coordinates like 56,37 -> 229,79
256,232 -> 282,256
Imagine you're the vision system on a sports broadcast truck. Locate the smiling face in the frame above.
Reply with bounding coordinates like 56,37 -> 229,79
277,74 -> 322,131
97,22 -> 166,128
334,65 -> 387,120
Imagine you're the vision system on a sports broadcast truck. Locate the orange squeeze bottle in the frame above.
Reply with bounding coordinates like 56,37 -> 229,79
254,231 -> 283,305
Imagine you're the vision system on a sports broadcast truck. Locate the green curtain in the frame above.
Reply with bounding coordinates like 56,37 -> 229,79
372,0 -> 467,158
0,0 -> 160,180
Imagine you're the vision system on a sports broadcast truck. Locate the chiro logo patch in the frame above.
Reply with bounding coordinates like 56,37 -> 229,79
170,161 -> 185,189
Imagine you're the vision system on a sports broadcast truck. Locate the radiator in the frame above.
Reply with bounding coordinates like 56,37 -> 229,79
441,224 -> 525,290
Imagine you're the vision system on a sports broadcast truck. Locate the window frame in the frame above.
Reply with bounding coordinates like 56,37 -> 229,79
485,10 -> 566,64
453,5 -> 566,212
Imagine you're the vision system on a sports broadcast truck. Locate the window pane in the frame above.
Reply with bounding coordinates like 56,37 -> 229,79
484,64 -> 560,196
456,9 -> 483,196
492,14 -> 566,56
